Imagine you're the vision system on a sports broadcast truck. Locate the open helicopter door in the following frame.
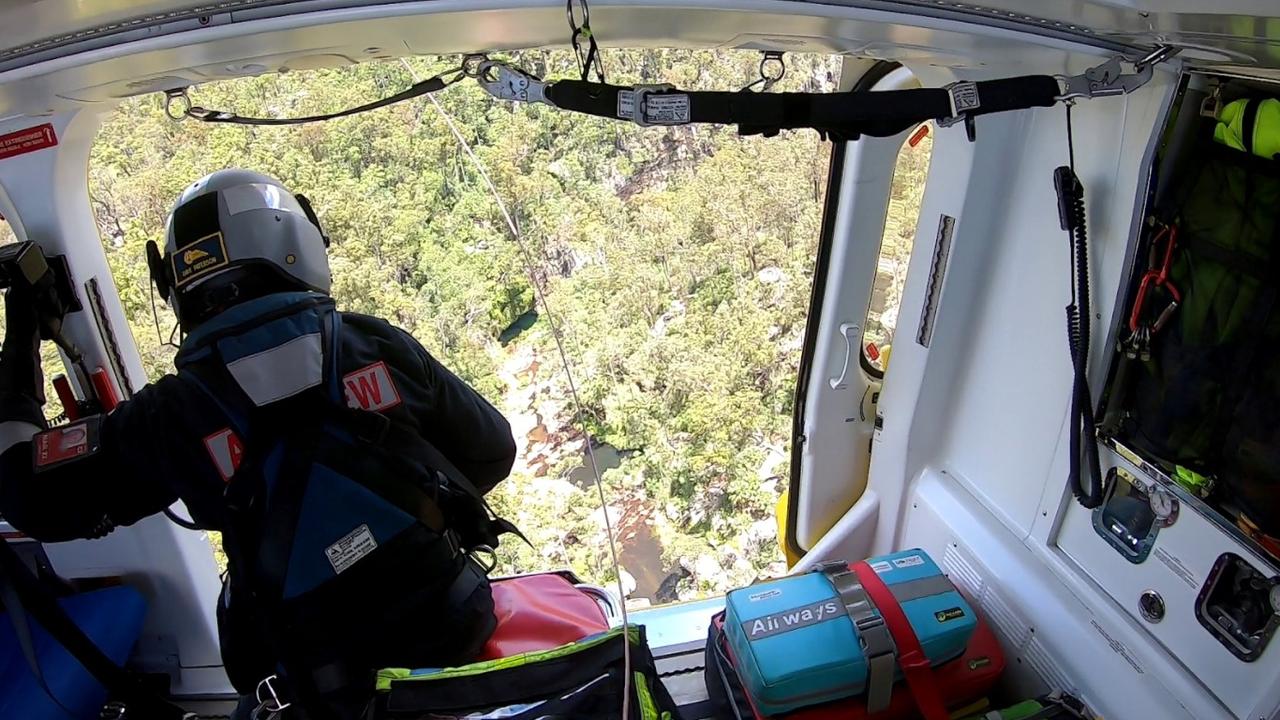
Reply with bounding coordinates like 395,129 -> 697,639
785,62 -> 930,566
0,108 -> 227,696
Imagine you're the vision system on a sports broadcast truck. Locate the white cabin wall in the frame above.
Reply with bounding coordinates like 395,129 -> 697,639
865,59 -> 1176,555
859,60 -> 1223,719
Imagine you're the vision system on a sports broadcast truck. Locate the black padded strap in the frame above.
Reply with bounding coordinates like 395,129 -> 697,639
545,75 -> 1061,139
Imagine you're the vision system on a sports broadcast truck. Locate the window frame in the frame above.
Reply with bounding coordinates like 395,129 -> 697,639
859,120 -> 934,381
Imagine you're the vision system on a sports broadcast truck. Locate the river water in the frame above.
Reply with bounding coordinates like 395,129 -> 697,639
565,442 -> 671,602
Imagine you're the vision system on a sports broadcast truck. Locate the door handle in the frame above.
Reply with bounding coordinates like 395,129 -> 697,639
828,322 -> 861,390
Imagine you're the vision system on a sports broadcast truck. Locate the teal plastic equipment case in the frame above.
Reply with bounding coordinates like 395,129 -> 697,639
723,549 -> 975,716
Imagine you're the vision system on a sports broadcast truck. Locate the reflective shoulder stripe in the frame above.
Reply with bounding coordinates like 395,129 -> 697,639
225,332 -> 323,406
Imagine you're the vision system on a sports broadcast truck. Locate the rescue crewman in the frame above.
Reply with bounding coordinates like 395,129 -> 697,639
0,169 -> 518,718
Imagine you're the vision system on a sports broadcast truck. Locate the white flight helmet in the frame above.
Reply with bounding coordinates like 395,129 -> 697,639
147,169 -> 331,329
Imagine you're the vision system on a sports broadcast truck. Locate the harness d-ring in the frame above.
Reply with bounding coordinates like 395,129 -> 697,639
759,51 -> 785,89
164,88 -> 192,121
741,51 -> 786,92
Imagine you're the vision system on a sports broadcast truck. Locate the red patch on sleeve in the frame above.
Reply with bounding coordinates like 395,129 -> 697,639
343,361 -> 402,412
33,422 -> 96,469
204,428 -> 245,482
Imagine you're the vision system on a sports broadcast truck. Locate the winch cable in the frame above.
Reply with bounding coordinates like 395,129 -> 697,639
400,58 -> 634,716
1056,103 -> 1104,509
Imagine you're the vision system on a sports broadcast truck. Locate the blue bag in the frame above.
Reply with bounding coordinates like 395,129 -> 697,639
723,549 -> 975,716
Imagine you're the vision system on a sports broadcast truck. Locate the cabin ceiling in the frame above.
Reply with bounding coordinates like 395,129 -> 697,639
0,0 -> 1276,121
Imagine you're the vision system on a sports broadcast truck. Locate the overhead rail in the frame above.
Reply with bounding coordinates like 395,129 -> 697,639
164,46 -> 1179,143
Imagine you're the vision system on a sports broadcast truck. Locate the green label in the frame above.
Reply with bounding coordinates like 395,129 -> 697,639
935,607 -> 966,623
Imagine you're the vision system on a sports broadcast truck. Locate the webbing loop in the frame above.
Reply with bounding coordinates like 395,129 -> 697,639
174,66 -> 467,126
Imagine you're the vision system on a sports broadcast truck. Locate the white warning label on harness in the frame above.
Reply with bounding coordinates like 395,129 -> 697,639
870,561 -> 892,574
326,524 -> 377,575
892,554 -> 926,569
616,90 -> 690,124
946,81 -> 981,115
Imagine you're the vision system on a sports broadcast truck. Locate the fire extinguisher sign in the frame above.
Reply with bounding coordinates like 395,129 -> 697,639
0,124 -> 58,161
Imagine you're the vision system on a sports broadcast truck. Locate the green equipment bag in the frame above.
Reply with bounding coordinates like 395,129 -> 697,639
1123,97 -> 1280,536
370,626 -> 683,719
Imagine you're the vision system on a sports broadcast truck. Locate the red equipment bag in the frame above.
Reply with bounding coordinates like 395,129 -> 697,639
705,610 -> 1005,719
477,572 -> 612,660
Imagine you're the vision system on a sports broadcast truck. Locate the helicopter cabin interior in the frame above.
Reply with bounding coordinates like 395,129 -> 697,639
1,1 -> 1280,719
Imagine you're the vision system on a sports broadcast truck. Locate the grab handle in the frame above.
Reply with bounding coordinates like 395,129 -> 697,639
828,322 -> 861,390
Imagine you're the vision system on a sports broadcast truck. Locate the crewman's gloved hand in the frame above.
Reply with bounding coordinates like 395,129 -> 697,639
0,284 -> 47,425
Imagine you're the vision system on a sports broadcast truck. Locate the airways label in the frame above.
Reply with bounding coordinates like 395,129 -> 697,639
344,361 -> 402,411
742,599 -> 843,640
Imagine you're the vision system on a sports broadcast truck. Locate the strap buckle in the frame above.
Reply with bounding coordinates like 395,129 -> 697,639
816,563 -> 897,713
255,674 -> 292,715
623,85 -> 686,127
936,81 -> 980,128
854,612 -> 895,658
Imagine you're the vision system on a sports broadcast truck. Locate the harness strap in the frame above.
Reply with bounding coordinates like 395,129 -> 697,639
0,539 -> 194,719
815,562 -> 895,712
544,75 -> 1061,139
344,406 -> 530,548
851,561 -> 950,720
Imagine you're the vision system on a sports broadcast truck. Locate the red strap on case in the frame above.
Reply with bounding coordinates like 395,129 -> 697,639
852,561 -> 950,720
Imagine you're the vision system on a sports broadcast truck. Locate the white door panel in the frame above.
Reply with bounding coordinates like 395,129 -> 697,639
794,66 -> 918,552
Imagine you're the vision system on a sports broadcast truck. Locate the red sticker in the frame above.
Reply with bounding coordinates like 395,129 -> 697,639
34,422 -> 92,467
204,428 -> 245,482
0,124 -> 57,161
343,361 -> 402,412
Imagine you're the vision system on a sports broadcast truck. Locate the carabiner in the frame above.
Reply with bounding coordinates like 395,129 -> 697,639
476,60 -> 553,106
566,0 -> 590,34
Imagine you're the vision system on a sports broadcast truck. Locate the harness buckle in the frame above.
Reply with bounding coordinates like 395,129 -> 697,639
255,674 -> 292,715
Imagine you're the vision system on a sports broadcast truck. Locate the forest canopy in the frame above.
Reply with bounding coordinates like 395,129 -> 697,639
12,49 -> 928,603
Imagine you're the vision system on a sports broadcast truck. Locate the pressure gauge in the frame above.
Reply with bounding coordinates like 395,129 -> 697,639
1270,583 -> 1280,614
1149,486 -> 1179,527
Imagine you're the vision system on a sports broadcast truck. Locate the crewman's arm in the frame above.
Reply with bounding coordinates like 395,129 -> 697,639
0,289 -> 178,542
397,330 -> 517,494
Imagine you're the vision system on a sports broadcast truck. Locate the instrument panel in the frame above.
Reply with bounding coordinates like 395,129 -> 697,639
1056,442 -> 1280,719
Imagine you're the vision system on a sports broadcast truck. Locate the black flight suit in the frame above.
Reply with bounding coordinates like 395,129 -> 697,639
0,290 -> 517,713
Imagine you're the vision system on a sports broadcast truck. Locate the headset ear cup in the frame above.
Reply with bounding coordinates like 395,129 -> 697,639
294,193 -> 330,248
146,240 -> 171,302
